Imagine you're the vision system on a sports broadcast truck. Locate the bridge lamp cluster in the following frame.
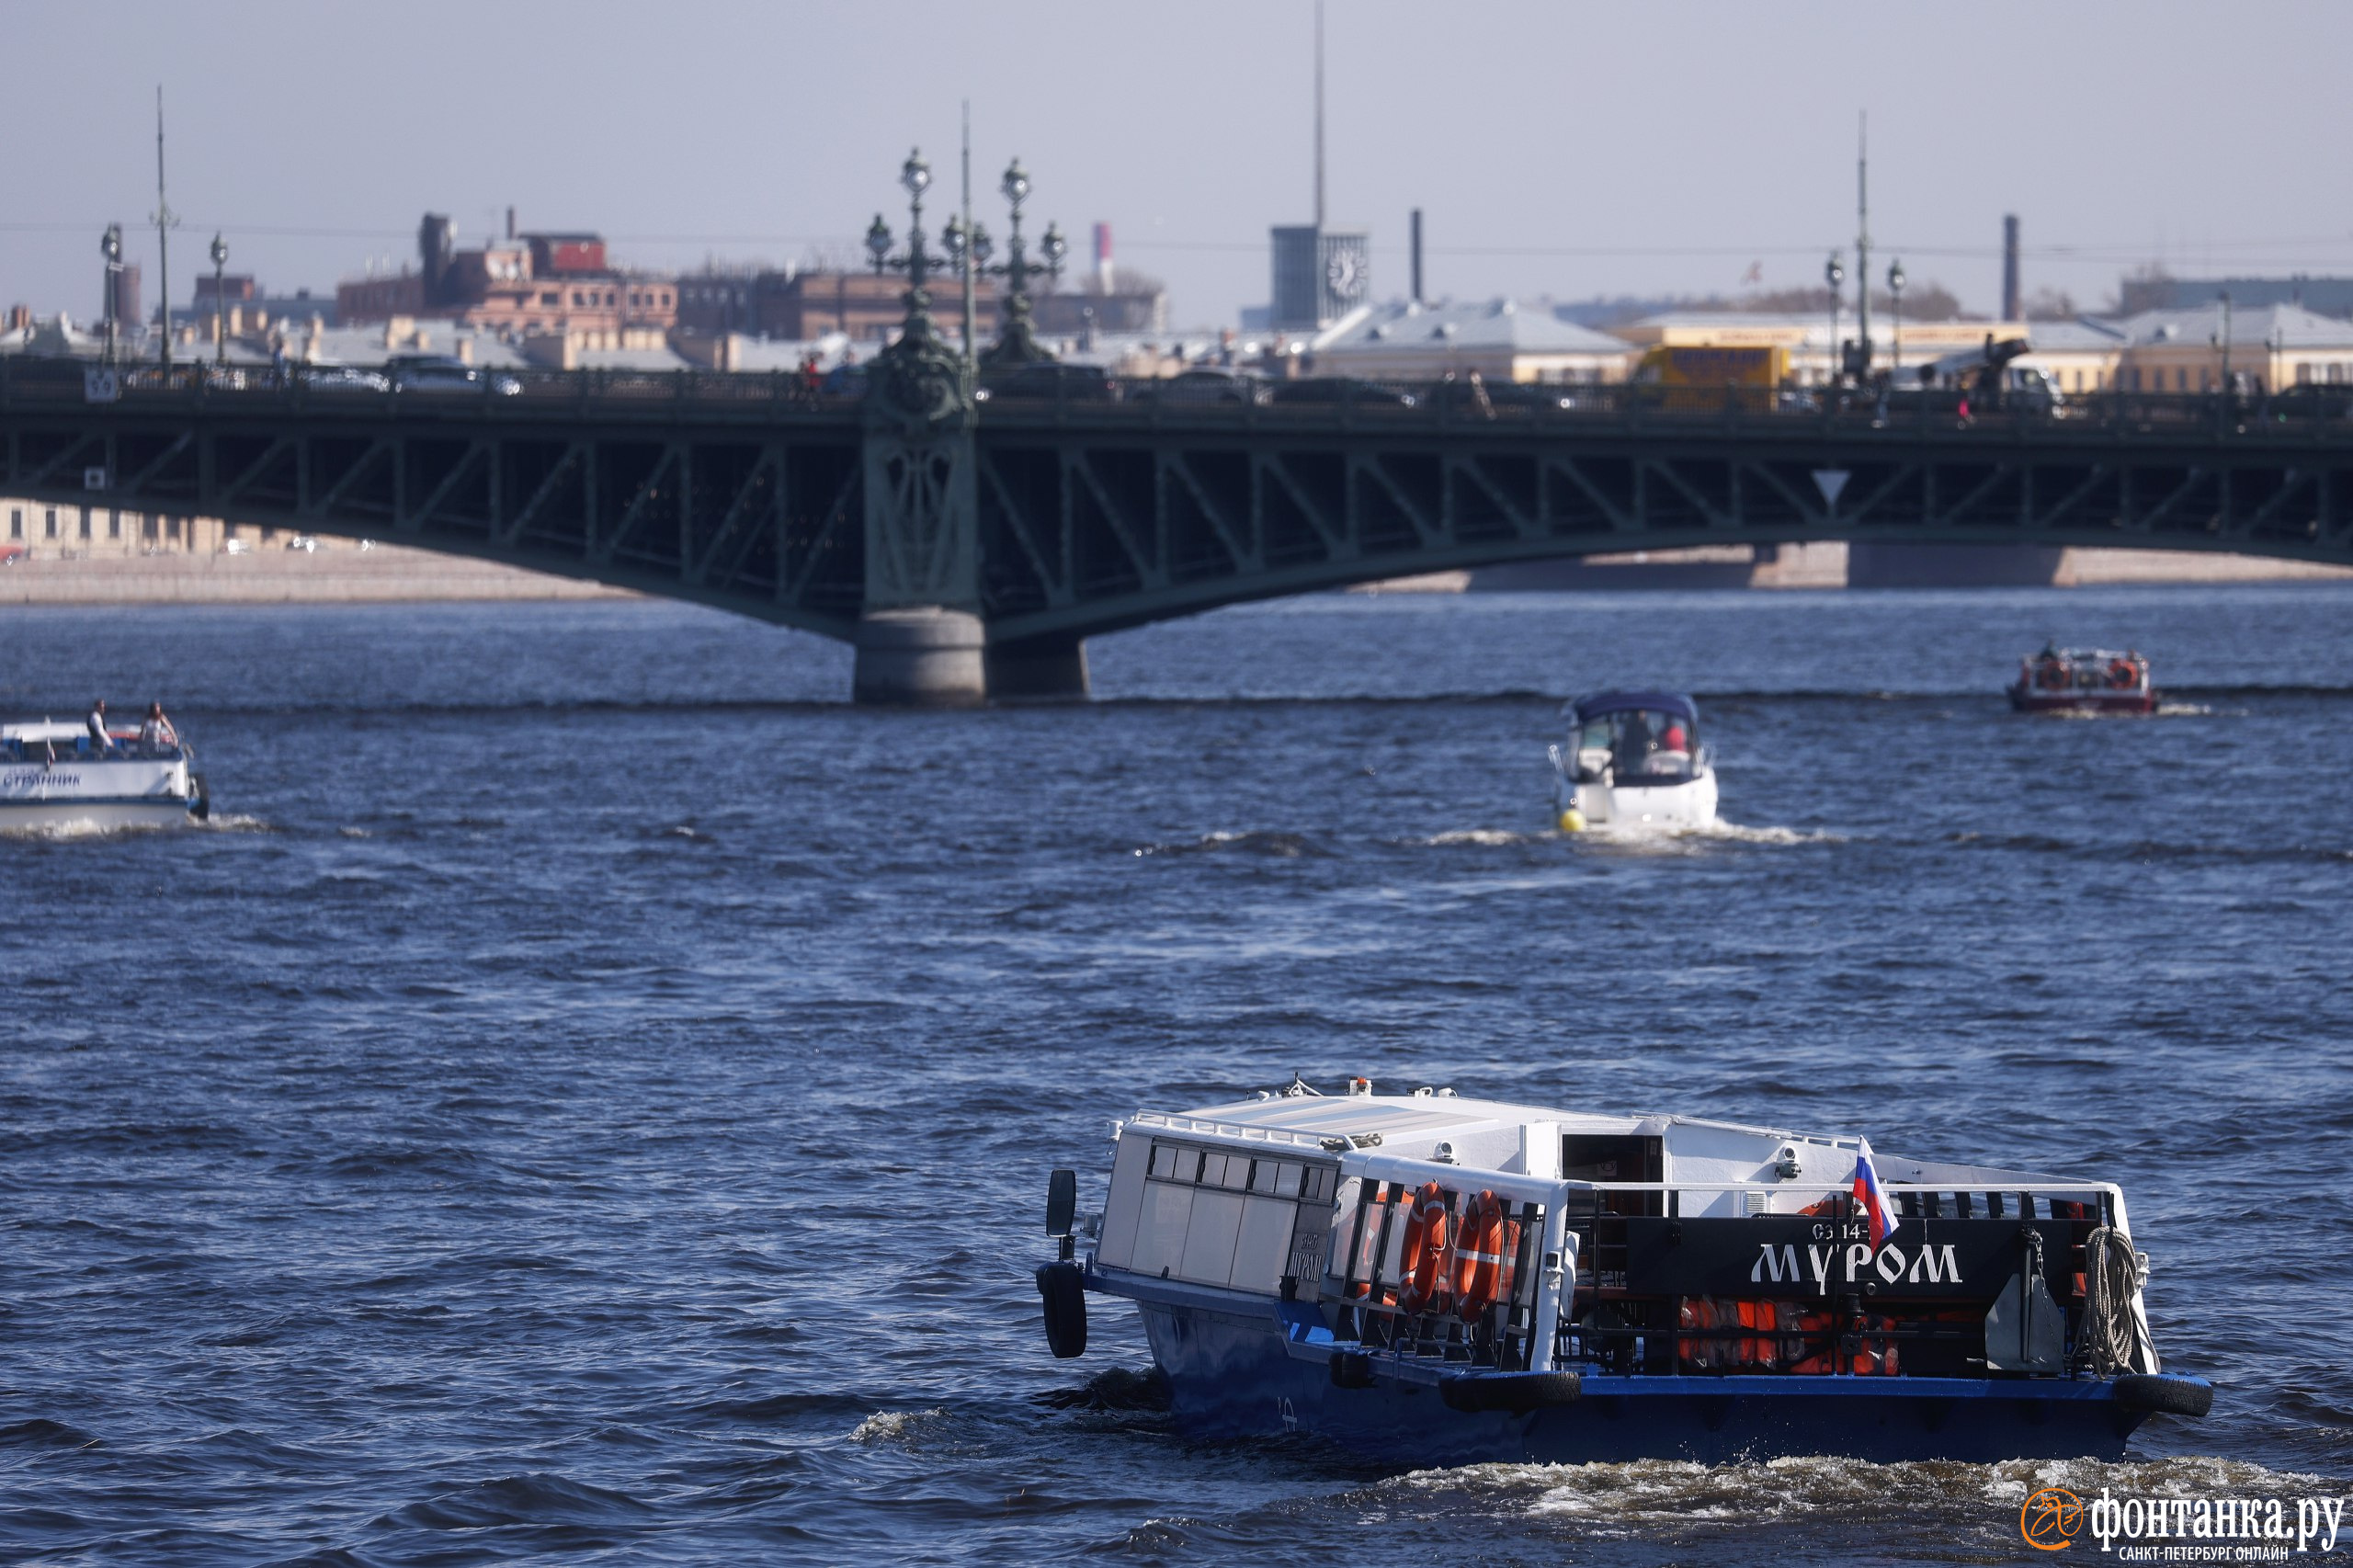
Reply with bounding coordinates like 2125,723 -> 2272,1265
1887,258 -> 1905,374
210,233 -> 230,369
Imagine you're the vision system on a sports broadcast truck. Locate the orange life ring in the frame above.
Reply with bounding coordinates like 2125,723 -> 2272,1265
2107,659 -> 2137,689
2035,661 -> 2069,690
1446,1190 -> 1518,1321
1395,1180 -> 1452,1315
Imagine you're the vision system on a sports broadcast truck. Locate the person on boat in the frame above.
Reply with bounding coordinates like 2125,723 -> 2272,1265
1619,710 -> 1654,766
138,702 -> 177,751
1659,718 -> 1689,754
85,699 -> 115,753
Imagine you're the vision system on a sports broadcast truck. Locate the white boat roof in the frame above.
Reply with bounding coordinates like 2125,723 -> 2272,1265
1128,1090 -> 2087,1190
3,722 -> 89,742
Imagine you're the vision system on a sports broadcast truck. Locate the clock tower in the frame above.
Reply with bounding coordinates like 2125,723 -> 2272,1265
1265,0 -> 1368,334
1270,225 -> 1369,331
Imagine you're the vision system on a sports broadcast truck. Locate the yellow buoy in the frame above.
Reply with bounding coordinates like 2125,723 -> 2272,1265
1557,808 -> 1586,834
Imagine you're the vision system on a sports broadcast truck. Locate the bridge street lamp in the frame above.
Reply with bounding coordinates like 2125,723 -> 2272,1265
1824,252 -> 1845,391
100,223 -> 124,366
1886,258 -> 1905,379
946,157 -> 1064,369
210,233 -> 229,369
864,147 -> 971,427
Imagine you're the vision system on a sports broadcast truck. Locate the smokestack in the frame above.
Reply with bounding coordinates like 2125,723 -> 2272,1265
2002,213 -> 2021,322
1410,208 -> 1423,304
506,205 -> 517,242
1094,222 -> 1113,293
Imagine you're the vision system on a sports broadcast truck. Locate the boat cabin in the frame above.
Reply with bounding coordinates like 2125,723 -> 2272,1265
1563,692 -> 1705,787
1088,1085 -> 2154,1385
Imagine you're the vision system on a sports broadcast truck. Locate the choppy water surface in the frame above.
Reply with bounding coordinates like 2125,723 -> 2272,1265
4,585 -> 2350,1565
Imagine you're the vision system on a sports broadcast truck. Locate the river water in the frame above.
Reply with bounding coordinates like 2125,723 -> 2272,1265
4,585 -> 2349,1565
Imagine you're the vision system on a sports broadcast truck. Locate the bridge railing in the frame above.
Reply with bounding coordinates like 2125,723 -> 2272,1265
5,351 -> 2348,444
0,354 -> 869,416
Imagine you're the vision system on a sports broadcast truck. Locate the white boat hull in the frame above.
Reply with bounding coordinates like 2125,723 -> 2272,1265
0,754 -> 205,833
1559,769 -> 1718,831
0,799 -> 199,832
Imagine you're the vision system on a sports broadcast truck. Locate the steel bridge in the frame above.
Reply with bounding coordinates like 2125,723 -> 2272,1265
6,355 -> 2352,700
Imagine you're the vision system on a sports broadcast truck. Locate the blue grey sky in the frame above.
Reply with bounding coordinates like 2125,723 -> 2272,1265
6,0 -> 2349,326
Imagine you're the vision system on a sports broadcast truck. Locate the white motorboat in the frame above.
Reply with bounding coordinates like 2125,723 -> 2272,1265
1547,691 -> 1717,832
1034,1077 -> 2212,1465
0,720 -> 210,831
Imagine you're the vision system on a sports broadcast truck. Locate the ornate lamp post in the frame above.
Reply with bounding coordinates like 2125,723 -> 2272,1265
1886,258 -> 1905,379
865,147 -> 938,300
861,146 -> 970,424
210,233 -> 229,368
100,223 -> 124,366
944,158 -> 1065,369
1824,252 -> 1845,390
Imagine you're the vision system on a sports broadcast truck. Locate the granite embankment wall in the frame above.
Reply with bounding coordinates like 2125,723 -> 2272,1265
0,547 -> 633,605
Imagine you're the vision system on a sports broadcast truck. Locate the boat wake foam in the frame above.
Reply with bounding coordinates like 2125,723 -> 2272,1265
1402,1453 -> 2335,1525
1131,830 -> 1331,859
1564,820 -> 1842,849
198,812 -> 271,833
847,1408 -> 948,1445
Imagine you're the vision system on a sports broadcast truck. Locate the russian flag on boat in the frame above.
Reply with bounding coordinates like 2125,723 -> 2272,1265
1851,1139 -> 1899,1248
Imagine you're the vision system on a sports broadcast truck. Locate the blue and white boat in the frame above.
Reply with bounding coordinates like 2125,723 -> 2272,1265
1547,691 -> 1717,833
1036,1079 -> 2211,1464
0,720 -> 210,831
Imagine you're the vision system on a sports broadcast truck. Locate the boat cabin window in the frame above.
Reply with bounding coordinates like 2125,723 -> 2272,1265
1574,710 -> 1697,784
1100,1138 -> 1341,1293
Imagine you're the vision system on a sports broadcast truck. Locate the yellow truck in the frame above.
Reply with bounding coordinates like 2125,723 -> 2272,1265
1633,345 -> 1790,389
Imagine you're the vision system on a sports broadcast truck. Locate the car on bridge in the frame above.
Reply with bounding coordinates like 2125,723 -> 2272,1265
1423,377 -> 1583,415
385,354 -> 521,397
977,363 -> 1119,403
1130,369 -> 1269,406
300,365 -> 392,394
1265,377 -> 1418,410
2263,383 -> 2353,422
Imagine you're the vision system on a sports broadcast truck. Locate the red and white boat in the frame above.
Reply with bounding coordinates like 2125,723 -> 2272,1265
2008,646 -> 2155,714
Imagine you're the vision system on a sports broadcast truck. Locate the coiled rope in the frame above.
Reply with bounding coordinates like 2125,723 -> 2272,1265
2081,1226 -> 2151,1376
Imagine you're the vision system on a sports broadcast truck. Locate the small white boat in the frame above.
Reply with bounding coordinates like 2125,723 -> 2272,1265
1547,691 -> 1717,832
1,721 -> 210,831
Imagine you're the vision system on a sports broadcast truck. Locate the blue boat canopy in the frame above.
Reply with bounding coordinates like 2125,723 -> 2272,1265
1565,690 -> 1699,723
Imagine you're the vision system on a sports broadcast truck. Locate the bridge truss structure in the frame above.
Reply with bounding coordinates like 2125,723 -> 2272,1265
6,358 -> 2351,700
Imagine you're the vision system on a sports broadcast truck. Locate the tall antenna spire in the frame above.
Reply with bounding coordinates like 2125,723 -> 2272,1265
154,85 -> 176,371
1854,109 -> 1870,375
960,99 -> 975,369
1313,0 -> 1325,230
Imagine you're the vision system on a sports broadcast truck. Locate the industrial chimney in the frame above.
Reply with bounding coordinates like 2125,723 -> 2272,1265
1410,208 -> 1424,305
1094,222 -> 1114,293
2002,214 -> 2021,322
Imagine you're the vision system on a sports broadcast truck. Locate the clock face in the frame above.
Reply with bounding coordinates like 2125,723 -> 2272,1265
1324,250 -> 1363,297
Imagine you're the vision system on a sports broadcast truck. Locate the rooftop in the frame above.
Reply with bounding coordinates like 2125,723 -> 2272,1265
1319,299 -> 1633,357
